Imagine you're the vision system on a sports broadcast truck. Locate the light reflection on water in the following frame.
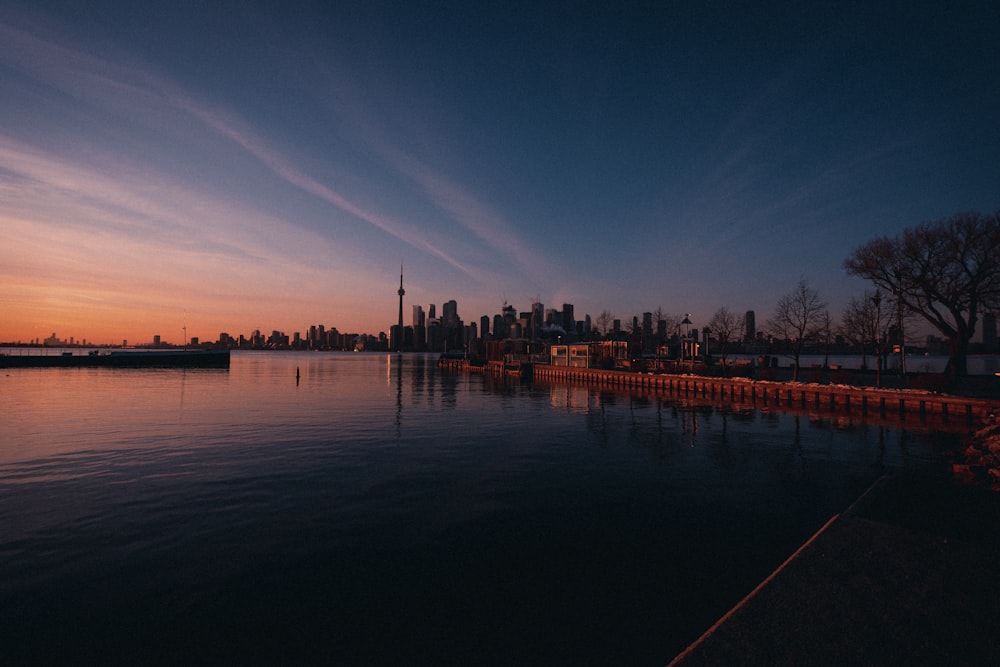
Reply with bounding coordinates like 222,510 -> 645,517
0,352 -> 959,664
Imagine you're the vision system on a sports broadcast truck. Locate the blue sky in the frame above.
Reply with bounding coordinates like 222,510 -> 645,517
1,1 -> 998,344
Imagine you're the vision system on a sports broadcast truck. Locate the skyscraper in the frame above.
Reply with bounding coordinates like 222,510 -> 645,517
745,310 -> 756,343
443,300 -> 459,329
562,303 -> 575,333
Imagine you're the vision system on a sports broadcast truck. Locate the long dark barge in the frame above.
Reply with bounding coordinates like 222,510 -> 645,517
0,349 -> 230,368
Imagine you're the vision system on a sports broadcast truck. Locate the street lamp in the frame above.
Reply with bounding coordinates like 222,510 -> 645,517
681,314 -> 692,371
702,326 -> 711,366
892,267 -> 906,384
871,291 -> 882,388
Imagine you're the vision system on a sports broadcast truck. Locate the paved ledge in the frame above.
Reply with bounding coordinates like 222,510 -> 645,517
669,468 -> 1000,666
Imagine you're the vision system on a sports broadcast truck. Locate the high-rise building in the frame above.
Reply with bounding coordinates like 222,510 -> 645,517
745,310 -> 756,342
562,303 -> 575,333
531,300 -> 544,339
493,314 -> 506,340
413,304 -> 425,328
443,300 -> 459,329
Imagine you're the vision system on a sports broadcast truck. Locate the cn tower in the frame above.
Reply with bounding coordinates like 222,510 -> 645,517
396,264 -> 405,352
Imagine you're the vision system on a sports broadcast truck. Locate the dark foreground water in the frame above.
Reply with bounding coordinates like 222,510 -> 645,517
0,352 -> 959,665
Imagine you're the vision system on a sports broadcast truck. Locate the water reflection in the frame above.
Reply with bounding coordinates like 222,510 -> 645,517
0,351 -> 967,665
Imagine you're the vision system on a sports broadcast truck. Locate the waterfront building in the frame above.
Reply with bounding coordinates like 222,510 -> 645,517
501,302 -> 516,328
428,320 -> 443,352
745,310 -> 756,343
493,314 -> 506,340
443,300 -> 459,330
531,300 -> 544,340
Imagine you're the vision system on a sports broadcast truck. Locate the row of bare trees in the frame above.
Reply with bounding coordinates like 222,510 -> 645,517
764,211 -> 999,382
845,210 -> 1000,379
606,210 -> 999,383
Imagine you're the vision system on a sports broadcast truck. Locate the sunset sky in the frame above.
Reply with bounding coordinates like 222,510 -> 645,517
2,1 -> 998,345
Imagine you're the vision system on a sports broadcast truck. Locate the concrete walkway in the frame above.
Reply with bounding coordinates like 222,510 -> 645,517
669,467 -> 1000,666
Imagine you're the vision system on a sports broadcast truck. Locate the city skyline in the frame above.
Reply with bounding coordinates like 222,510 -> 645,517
2,2 -> 998,345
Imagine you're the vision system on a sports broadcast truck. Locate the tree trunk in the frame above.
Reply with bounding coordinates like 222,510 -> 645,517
946,334 -> 969,379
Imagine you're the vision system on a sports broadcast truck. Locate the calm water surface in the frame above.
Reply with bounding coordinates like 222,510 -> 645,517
0,352 -> 958,665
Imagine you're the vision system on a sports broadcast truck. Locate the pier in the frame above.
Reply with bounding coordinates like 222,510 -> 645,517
0,349 -> 231,368
531,364 -> 997,428
439,358 -> 999,429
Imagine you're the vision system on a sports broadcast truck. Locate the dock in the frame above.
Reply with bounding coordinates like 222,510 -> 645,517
530,364 -> 998,428
0,349 -> 231,368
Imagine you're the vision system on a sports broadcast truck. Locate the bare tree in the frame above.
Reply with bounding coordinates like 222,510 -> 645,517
844,210 -> 1000,378
648,306 -> 680,347
624,315 -> 640,336
595,310 -> 615,337
766,279 -> 827,381
840,290 -> 894,380
819,310 -> 834,368
708,307 -> 745,377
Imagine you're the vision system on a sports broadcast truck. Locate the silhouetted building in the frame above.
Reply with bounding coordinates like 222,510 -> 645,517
493,314 -> 506,340
443,300 -> 459,330
745,311 -> 756,343
531,300 -> 544,339
395,266 -> 405,352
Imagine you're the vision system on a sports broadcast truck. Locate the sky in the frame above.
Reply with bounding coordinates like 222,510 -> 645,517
2,1 -> 998,345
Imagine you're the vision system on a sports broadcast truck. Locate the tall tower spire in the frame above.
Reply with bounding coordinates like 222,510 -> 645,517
396,263 -> 405,352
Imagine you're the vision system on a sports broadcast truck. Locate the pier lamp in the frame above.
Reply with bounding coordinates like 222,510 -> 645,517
682,314 -> 692,370
871,291 -> 882,388
892,267 -> 906,383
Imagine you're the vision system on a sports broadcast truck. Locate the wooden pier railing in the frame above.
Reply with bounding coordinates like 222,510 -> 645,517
528,364 -> 998,429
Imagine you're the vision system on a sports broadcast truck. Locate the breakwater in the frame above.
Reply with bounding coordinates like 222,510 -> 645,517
532,364 -> 997,429
437,358 -> 999,430
0,349 -> 231,368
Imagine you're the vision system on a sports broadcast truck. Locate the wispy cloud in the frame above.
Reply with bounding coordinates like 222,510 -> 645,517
307,62 -> 570,289
0,14 -> 493,284
169,96 -> 485,280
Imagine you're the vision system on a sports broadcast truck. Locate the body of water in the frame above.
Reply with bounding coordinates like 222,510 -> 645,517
0,352 -> 960,665
730,352 -> 1000,375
